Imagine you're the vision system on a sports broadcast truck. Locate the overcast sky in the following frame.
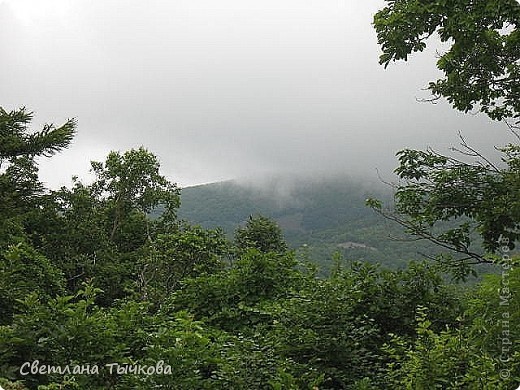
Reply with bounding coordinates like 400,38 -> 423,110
0,0 -> 513,188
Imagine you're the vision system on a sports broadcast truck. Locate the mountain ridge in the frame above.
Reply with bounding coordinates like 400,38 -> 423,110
177,176 -> 440,273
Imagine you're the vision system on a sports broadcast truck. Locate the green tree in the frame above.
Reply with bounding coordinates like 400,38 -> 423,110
267,262 -> 461,388
370,0 -> 520,274
0,107 -> 75,247
136,224 -> 229,301
370,5 -> 520,376
30,148 -> 182,303
382,307 -> 506,389
1,282 -> 227,389
0,107 -> 73,323
0,107 -> 75,161
84,147 -> 181,301
368,142 -> 520,270
383,262 -> 520,390
174,249 -> 299,333
374,0 -> 520,121
35,180 -> 114,293
0,243 -> 64,325
234,215 -> 288,255
89,147 -> 181,243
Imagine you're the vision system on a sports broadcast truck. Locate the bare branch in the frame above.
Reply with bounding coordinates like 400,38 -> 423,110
416,94 -> 441,105
504,119 -> 520,142
450,131 -> 500,172
372,207 -> 490,264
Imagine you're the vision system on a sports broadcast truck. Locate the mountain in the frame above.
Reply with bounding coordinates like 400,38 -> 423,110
177,176 -> 444,274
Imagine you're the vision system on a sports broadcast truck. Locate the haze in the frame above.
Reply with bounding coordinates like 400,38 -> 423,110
0,0 -> 512,188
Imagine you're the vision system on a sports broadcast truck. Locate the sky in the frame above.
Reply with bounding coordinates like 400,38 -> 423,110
0,0 -> 514,189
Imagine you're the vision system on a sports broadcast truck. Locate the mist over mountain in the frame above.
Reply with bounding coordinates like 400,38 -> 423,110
178,175 -> 442,273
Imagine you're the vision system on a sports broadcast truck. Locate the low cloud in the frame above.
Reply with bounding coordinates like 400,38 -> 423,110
0,0 -> 512,189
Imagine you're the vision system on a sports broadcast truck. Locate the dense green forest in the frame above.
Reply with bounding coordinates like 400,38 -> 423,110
1,0 -> 519,388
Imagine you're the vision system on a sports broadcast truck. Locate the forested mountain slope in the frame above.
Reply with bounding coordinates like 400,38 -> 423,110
178,177 -> 441,272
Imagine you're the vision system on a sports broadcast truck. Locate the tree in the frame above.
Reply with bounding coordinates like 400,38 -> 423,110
37,180 -> 123,297
370,1 -> 520,273
234,215 -> 287,255
89,147 -> 181,242
382,307 -> 506,389
0,242 -> 64,325
383,264 -> 520,389
0,107 -> 75,322
0,107 -> 75,161
374,0 -> 520,121
0,107 -> 76,247
29,148 -> 182,303
136,224 -> 229,301
368,140 -> 520,267
174,249 -> 299,332
268,261 -> 461,388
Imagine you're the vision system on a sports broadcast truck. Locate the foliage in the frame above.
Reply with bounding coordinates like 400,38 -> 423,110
0,281 -> 307,389
0,107 -> 74,326
374,0 -> 520,121
368,137 -> 520,276
0,378 -> 28,390
381,264 -> 519,388
89,147 -> 181,240
174,249 -> 300,333
267,261 -> 461,389
0,107 -> 76,250
383,307 -> 500,389
136,224 -> 229,301
371,0 -> 520,275
0,107 -> 75,160
234,215 -> 288,255
0,242 -> 64,325
25,148 -> 184,304
1,283 -> 122,388
465,262 -> 520,356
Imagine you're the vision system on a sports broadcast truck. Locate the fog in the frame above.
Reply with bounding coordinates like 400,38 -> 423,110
0,0 -> 512,189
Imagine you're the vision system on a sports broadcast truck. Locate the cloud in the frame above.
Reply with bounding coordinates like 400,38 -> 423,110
0,0 -> 512,188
